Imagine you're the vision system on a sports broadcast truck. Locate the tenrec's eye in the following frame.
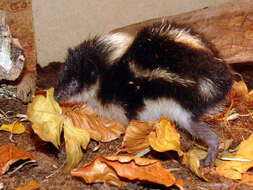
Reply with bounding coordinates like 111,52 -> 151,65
69,79 -> 79,89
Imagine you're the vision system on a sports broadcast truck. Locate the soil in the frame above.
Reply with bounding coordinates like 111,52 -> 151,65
0,62 -> 253,190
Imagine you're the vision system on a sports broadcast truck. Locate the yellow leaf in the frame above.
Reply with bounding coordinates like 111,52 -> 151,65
0,122 -> 25,134
233,134 -> 253,173
216,164 -> 242,180
27,88 -> 63,148
63,119 -> 90,173
27,88 -> 92,172
216,133 -> 253,179
149,119 -> 183,156
182,149 -> 208,181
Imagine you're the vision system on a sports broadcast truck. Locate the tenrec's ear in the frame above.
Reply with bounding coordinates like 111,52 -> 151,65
67,48 -> 74,55
90,62 -> 98,78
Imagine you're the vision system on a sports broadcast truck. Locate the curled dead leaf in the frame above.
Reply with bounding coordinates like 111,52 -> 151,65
27,87 -> 63,148
0,145 -> 35,175
72,155 -> 127,186
0,122 -> 25,134
231,81 -> 253,103
71,155 -> 179,187
182,149 -> 208,181
149,119 -> 183,155
216,133 -> 253,180
63,105 -> 125,142
121,120 -> 155,154
27,88 -> 90,172
63,119 -> 90,173
122,117 -> 183,157
216,164 -> 242,180
218,138 -> 233,151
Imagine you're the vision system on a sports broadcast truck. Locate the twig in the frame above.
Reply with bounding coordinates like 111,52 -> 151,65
43,163 -> 65,182
135,147 -> 151,157
198,182 -> 232,189
217,99 -> 234,128
219,157 -> 253,162
0,109 -> 26,122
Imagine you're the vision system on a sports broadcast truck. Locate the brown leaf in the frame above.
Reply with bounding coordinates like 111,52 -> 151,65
16,180 -> 40,190
121,120 -> 155,154
63,105 -> 125,142
72,155 -> 127,186
0,145 -> 35,175
122,117 -> 183,156
71,155 -> 178,187
230,81 -> 253,103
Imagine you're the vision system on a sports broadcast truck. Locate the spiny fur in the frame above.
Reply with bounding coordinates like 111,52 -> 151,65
54,21 -> 232,167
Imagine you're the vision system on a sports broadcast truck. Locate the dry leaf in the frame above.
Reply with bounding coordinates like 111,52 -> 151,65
241,174 -> 253,187
27,88 -> 90,172
72,155 -> 127,186
121,120 -> 155,154
122,117 -> 183,156
71,155 -> 178,187
231,81 -> 248,99
0,145 -> 34,175
231,81 -> 253,103
182,148 -> 208,181
218,138 -> 233,151
16,180 -> 40,190
27,87 -> 63,148
0,122 -> 25,134
63,105 -> 124,142
149,119 -> 183,155
63,119 -> 90,173
216,133 -> 253,179
216,164 -> 242,180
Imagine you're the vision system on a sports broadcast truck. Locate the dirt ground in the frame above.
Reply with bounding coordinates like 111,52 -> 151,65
0,63 -> 253,190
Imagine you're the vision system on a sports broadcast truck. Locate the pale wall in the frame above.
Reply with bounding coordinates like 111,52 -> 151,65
32,0 -> 230,66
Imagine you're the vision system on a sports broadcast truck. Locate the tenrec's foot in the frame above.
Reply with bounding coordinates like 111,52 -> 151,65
15,72 -> 36,102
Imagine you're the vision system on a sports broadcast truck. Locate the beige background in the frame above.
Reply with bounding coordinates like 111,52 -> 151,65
32,0 -> 230,66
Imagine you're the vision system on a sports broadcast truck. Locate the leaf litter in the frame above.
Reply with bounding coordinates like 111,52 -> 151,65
0,77 -> 253,189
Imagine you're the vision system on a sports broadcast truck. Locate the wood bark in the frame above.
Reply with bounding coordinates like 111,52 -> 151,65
0,11 -> 24,81
111,0 -> 253,65
0,0 -> 36,102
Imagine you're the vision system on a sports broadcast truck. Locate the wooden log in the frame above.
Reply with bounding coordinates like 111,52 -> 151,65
0,0 -> 36,102
111,0 -> 253,65
0,11 -> 24,81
